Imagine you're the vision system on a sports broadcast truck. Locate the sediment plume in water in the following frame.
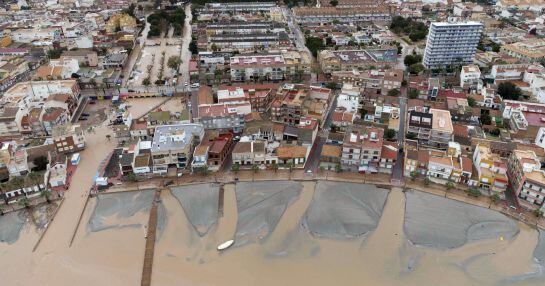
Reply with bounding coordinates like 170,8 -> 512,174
234,181 -> 302,246
87,190 -> 155,232
301,181 -> 389,239
170,184 -> 219,236
404,190 -> 519,249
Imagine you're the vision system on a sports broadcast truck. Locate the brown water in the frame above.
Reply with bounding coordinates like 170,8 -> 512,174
0,182 -> 543,286
151,183 -> 545,286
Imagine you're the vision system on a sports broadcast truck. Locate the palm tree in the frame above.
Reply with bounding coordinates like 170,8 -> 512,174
28,172 -> 42,191
251,164 -> 259,174
288,162 -> 295,180
18,196 -> 30,209
251,164 -> 259,182
106,134 -> 111,141
10,177 -> 24,191
231,164 -> 240,174
41,189 -> 52,204
271,162 -> 278,173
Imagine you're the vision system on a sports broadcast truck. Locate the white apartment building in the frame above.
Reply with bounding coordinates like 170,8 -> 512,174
336,84 -> 361,113
150,124 -> 205,174
423,22 -> 483,69
460,65 -> 481,89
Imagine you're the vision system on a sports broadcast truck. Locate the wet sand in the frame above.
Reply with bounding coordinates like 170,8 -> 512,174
404,190 -> 519,249
1,180 -> 545,286
151,182 -> 545,286
302,181 -> 388,239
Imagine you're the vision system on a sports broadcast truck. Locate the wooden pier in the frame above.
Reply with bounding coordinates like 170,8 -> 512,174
141,189 -> 161,286
218,184 -> 225,217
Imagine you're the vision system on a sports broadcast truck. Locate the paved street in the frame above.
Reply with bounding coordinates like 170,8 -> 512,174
304,91 -> 339,172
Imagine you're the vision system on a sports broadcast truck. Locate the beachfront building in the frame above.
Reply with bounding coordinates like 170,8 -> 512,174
150,124 -> 205,175
473,145 -> 509,198
340,126 -> 383,172
507,149 -> 545,211
407,108 -> 453,149
422,22 -> 483,69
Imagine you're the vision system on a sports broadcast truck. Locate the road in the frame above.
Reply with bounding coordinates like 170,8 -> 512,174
282,7 -> 311,57
178,3 -> 193,85
122,16 -> 151,87
304,91 -> 339,173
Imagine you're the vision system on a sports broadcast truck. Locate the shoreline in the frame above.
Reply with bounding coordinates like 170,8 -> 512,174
102,172 -> 545,234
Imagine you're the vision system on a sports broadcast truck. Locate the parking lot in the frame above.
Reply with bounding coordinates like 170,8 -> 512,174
127,28 -> 183,88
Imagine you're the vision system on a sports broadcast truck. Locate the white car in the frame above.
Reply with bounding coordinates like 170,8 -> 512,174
184,82 -> 188,87
191,83 -> 200,88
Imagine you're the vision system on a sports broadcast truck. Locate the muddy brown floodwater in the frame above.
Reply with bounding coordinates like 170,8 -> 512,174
1,181 -> 544,286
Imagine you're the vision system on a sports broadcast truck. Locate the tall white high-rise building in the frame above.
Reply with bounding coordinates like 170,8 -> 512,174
423,22 -> 483,69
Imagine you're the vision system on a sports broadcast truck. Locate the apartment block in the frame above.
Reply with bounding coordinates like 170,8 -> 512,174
423,22 -> 483,68
508,149 -> 545,211
292,7 -> 391,24
340,126 -> 384,172
150,124 -> 205,174
473,145 -> 508,197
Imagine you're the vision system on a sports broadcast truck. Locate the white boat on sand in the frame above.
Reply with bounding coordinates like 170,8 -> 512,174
217,240 -> 234,251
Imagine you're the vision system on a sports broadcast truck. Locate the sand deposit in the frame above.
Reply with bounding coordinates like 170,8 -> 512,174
234,181 -> 302,246
88,190 -> 155,232
302,181 -> 389,239
170,184 -> 219,236
404,190 -> 519,249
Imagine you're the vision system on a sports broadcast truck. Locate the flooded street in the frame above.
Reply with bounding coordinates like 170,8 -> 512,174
1,181 -> 544,286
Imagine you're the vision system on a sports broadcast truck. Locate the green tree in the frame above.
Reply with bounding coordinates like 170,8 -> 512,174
18,196 -> 30,209
231,164 -> 240,174
446,181 -> 454,190
480,113 -> 492,125
305,36 -> 325,57
142,78 -> 151,86
0,204 -> 5,215
497,82 -> 522,100
271,162 -> 278,173
126,173 -> 137,182
408,89 -> 419,99
28,172 -> 43,190
387,89 -> 400,97
407,132 -> 417,140
9,177 -> 24,191
490,194 -> 501,204
410,171 -> 417,181
106,134 -> 111,141
335,163 -> 342,173
251,164 -> 259,173
41,189 -> 52,204
329,0 -> 338,6
385,129 -> 396,140
404,54 -> 422,66
409,63 -> 425,74
32,156 -> 48,171
465,188 -> 482,197
325,82 -> 338,90
424,177 -> 431,186
467,96 -> 476,107
167,56 -> 181,71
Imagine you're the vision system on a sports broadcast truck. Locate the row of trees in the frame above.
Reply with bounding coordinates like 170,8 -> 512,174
0,172 -> 53,215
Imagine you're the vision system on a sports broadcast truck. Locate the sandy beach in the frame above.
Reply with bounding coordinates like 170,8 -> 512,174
1,180 -> 545,286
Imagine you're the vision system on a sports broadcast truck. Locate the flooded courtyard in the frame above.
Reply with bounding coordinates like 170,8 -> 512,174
1,181 -> 544,286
